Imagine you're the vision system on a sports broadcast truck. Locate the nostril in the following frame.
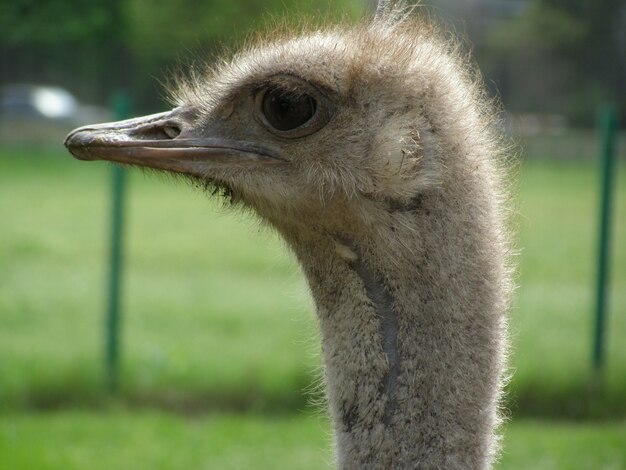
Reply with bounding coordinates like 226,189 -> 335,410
163,125 -> 181,139
131,121 -> 182,140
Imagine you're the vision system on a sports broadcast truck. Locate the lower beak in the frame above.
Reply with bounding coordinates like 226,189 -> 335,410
64,108 -> 283,176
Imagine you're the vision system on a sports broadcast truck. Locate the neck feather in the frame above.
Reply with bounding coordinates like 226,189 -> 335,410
278,190 -> 508,470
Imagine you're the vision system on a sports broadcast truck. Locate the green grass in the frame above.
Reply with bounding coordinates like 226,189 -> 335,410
500,420 -> 626,470
511,160 -> 626,417
1,411 -> 625,469
1,146 -> 626,468
0,148 -> 320,411
0,410 -> 334,470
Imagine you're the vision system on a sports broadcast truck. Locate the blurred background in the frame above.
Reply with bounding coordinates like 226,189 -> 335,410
1,1 -> 625,468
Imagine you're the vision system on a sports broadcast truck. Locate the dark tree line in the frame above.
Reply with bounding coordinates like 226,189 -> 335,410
479,0 -> 626,125
0,0 -> 360,113
1,1 -> 130,106
1,0 -> 624,125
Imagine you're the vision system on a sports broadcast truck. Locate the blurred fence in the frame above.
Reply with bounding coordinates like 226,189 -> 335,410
520,130 -> 626,161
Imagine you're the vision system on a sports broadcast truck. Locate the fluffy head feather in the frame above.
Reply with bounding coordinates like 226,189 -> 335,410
168,5 -> 510,225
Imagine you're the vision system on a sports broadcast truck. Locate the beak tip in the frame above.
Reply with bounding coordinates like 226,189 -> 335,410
64,129 -> 98,161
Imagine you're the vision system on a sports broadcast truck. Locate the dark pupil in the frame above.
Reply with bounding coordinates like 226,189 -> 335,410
262,89 -> 316,131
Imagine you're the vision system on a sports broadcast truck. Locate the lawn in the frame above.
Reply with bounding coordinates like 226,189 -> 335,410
1,145 -> 625,468
1,411 -> 625,470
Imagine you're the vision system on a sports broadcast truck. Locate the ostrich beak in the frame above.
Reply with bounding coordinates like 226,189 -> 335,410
64,107 -> 283,176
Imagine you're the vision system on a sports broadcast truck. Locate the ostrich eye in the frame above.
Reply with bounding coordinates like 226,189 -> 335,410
253,76 -> 333,138
261,89 -> 317,131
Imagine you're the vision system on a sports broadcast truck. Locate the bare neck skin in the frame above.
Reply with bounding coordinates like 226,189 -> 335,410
273,189 -> 507,470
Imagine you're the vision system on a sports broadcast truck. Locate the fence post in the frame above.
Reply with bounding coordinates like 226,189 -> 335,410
593,107 -> 619,372
106,91 -> 131,392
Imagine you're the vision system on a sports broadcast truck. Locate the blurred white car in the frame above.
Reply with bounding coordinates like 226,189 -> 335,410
1,84 -> 77,120
0,84 -> 112,144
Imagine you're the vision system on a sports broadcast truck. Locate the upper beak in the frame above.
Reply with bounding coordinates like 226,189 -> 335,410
64,107 -> 284,176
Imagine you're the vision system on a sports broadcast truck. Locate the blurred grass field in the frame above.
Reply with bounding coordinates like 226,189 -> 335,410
1,146 -> 625,469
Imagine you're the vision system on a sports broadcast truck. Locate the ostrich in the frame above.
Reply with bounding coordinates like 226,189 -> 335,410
65,2 -> 513,469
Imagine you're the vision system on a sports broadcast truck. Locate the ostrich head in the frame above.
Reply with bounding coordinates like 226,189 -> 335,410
65,5 -> 511,468
65,11 -> 497,238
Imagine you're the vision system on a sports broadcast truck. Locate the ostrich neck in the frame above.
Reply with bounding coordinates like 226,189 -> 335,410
279,201 -> 506,470
345,244 -> 400,428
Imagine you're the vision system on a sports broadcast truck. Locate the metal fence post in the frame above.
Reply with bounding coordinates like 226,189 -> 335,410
106,91 -> 131,392
593,107 -> 619,371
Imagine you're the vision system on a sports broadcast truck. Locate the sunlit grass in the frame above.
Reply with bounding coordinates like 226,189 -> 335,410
1,147 -> 625,468
1,411 -> 624,470
0,149 -> 321,411
0,410 -> 334,470
1,149 -> 624,413
510,160 -> 626,417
